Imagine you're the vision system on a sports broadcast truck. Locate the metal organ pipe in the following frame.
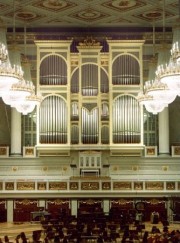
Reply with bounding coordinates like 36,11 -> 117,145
81,108 -> 98,144
39,96 -> 67,144
113,96 -> 140,143
113,55 -> 140,85
40,55 -> 67,85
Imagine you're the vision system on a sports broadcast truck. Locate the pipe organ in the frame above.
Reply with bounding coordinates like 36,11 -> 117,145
113,95 -> 141,144
40,54 -> 67,85
35,38 -> 146,156
39,95 -> 67,144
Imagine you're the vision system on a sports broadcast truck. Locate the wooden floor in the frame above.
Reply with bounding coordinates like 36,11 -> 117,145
0,221 -> 179,243
0,222 -> 42,242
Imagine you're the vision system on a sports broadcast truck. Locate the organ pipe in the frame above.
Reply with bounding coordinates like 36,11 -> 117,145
81,108 -> 99,144
112,54 -> 140,85
39,96 -> 67,144
113,95 -> 140,143
40,55 -> 67,85
81,64 -> 98,96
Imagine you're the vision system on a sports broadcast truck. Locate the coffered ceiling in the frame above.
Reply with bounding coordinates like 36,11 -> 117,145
0,0 -> 179,83
0,0 -> 178,28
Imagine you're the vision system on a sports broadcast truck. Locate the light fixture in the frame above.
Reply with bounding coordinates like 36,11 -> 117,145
138,0 -> 180,114
137,83 -> 167,115
0,6 -> 41,114
15,92 -> 42,115
157,0 -> 180,93
2,80 -> 34,106
0,18 -> 23,95
137,20 -> 168,114
14,24 -> 42,115
146,78 -> 177,105
156,41 -> 180,94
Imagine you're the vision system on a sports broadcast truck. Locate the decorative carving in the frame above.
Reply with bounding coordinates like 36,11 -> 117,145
5,182 -> 14,190
134,182 -> 143,190
162,166 -> 168,171
71,60 -> 78,66
166,182 -> 175,190
49,182 -> 67,190
15,199 -> 38,206
101,60 -> 108,66
79,199 -> 102,205
0,147 -> 7,155
0,147 -> 9,157
42,166 -> 48,172
132,166 -> 138,171
23,146 -> 36,157
12,166 -> 18,172
37,182 -> 47,190
79,36 -> 100,47
147,198 -> 165,205
113,182 -> 132,190
47,199 -> 69,205
174,146 -> 180,155
172,146 -> 180,157
111,199 -> 133,205
145,182 -> 164,190
145,146 -> 157,157
81,182 -> 99,190
17,182 -> 35,190
34,0 -> 76,12
70,182 -> 78,190
102,182 -> 111,190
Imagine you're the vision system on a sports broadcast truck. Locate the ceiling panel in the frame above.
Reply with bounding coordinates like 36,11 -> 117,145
0,0 -> 178,28
0,0 -> 179,84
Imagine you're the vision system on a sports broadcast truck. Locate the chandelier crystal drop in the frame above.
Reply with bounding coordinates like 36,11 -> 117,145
156,41 -> 180,92
146,78 -> 177,105
144,102 -> 167,114
0,60 -> 24,94
2,80 -> 34,106
137,88 -> 167,115
15,92 -> 42,115
0,43 -> 8,62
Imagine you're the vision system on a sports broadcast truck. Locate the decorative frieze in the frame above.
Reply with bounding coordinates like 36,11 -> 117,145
0,180 -> 179,193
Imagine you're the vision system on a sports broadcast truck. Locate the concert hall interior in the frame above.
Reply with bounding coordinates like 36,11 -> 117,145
0,0 -> 180,242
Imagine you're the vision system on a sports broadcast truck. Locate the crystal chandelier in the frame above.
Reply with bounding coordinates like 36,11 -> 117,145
138,43 -> 179,115
15,55 -> 42,115
16,92 -> 42,115
137,82 -> 167,115
156,41 -> 180,94
138,0 -> 180,115
1,40 -> 32,105
2,80 -> 34,106
156,7 -> 180,93
137,42 -> 170,115
0,16 -> 41,114
0,21 -> 23,94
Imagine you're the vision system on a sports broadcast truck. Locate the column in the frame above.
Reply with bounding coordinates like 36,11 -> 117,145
7,200 -> 13,222
166,198 -> 171,224
11,108 -> 22,156
71,199 -> 78,217
103,199 -> 110,215
158,107 -> 170,156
